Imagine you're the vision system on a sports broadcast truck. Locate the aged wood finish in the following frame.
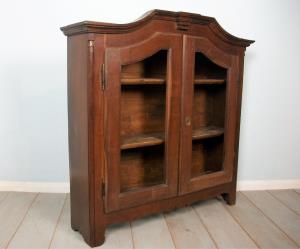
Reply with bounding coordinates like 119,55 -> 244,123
61,9 -> 254,247
179,35 -> 239,195
105,32 -> 182,212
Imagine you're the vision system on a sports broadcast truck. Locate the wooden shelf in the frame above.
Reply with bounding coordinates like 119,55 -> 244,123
121,78 -> 225,85
192,127 -> 224,140
121,127 -> 224,150
194,78 -> 225,85
121,78 -> 166,85
121,132 -> 164,150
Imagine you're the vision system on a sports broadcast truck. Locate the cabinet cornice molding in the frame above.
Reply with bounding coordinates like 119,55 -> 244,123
60,9 -> 254,47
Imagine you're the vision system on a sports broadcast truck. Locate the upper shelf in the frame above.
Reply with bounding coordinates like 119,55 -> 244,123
121,126 -> 224,150
194,79 -> 225,85
121,78 -> 225,85
121,78 -> 166,85
60,10 -> 254,47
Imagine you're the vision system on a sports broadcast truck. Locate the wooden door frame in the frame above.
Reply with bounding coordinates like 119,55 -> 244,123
104,32 -> 182,212
179,35 -> 240,194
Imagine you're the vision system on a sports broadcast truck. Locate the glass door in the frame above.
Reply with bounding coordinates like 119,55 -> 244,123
179,35 -> 239,194
104,33 -> 182,212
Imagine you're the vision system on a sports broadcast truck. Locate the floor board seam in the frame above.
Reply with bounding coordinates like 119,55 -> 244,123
129,221 -> 135,249
293,189 -> 300,196
4,192 -> 39,249
221,196 -> 261,249
163,212 -> 178,249
47,193 -> 68,249
191,203 -> 219,249
0,192 -> 9,205
267,190 -> 300,217
241,191 -> 300,248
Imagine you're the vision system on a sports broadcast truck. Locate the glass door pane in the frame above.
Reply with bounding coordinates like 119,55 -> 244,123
179,35 -> 235,195
120,51 -> 167,192
105,33 -> 181,212
191,52 -> 226,178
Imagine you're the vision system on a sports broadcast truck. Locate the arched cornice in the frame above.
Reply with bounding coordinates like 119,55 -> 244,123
61,9 -> 254,47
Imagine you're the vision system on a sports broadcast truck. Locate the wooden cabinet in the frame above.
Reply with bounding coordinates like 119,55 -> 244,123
61,10 -> 254,247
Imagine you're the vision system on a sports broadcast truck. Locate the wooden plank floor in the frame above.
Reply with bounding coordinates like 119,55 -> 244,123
0,190 -> 299,249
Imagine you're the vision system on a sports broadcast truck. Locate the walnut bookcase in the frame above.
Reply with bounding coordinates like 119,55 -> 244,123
61,9 -> 254,247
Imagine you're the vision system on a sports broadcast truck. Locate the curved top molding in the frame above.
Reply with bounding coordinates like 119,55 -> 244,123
60,9 -> 254,47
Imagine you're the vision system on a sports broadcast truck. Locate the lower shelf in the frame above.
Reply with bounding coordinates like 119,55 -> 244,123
121,126 -> 224,150
192,136 -> 224,178
120,145 -> 165,192
192,127 -> 224,140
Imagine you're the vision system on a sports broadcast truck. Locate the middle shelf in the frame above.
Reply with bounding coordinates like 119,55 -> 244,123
121,78 -> 225,85
120,126 -> 224,150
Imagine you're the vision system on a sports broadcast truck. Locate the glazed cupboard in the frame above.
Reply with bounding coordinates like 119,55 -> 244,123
61,10 -> 254,247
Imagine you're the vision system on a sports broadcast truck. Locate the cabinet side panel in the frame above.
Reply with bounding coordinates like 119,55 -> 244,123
67,34 -> 91,241
231,50 -> 247,194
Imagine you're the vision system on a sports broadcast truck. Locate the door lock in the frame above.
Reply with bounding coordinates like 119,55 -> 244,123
185,116 -> 191,126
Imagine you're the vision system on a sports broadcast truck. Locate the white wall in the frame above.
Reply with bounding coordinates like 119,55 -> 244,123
0,0 -> 300,184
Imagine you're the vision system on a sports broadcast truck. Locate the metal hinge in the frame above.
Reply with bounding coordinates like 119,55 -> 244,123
88,40 -> 94,48
101,64 -> 106,90
102,180 -> 105,197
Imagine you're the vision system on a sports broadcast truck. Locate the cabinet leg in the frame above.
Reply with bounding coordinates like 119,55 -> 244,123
80,228 -> 105,248
71,219 -> 79,232
71,226 -> 79,232
93,228 -> 105,247
222,191 -> 236,205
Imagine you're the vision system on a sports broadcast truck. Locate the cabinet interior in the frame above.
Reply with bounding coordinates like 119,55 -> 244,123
120,50 -> 167,192
121,50 -> 167,82
192,136 -> 224,177
120,145 -> 165,192
191,52 -> 227,177
119,50 -> 228,192
194,52 -> 226,80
